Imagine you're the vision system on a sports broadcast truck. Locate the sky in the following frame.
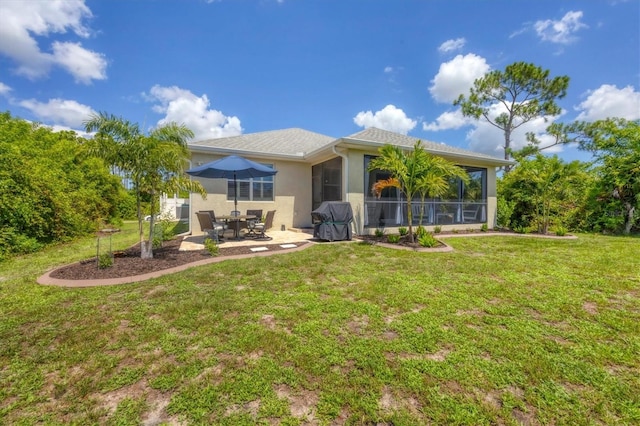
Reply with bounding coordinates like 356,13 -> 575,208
0,0 -> 639,163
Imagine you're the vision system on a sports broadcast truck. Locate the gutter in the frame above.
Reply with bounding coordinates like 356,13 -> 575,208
339,137 -> 515,167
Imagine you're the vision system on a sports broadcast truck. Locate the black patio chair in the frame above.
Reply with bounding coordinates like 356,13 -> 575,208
252,210 -> 275,240
196,211 -> 227,243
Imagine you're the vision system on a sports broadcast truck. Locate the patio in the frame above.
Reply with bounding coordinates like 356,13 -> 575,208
180,229 -> 315,251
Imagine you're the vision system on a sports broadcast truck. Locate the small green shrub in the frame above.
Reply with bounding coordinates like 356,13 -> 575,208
374,228 -> 385,237
398,227 -> 408,236
513,225 -> 530,234
387,235 -> 400,244
98,252 -> 113,269
554,226 -> 568,236
203,238 -> 219,256
433,225 -> 442,234
415,226 -> 427,238
480,223 -> 488,232
418,232 -> 439,248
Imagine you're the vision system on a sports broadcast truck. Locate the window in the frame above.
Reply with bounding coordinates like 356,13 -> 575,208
363,156 -> 488,227
312,157 -> 342,210
227,164 -> 274,201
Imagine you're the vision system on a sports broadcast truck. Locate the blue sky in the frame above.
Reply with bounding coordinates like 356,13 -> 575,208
0,0 -> 638,162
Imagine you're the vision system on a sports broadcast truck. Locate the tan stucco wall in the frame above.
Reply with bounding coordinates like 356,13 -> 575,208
188,154 -> 312,235
188,149 -> 501,236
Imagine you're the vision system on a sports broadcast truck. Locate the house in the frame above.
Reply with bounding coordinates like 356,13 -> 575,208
187,127 -> 512,235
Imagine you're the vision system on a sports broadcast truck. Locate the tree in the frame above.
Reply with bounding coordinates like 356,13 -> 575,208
0,112 -> 128,259
500,154 -> 590,234
84,112 -> 205,258
368,141 -> 468,242
547,119 -> 639,234
454,62 -> 569,171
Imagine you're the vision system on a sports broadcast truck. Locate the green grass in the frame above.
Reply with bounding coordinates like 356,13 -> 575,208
1,231 -> 639,425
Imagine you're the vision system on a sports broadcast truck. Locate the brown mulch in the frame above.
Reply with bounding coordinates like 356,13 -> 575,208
358,233 -> 444,250
49,238 -> 307,281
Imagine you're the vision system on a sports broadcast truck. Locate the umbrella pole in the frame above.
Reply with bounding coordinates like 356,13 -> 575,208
234,171 -> 238,213
232,172 -> 240,239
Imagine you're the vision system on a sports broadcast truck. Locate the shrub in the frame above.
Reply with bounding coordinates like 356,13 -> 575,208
374,228 -> 385,237
554,225 -> 568,236
418,232 -> 439,248
481,223 -> 488,232
203,238 -> 219,256
398,227 -> 408,236
387,235 -> 400,244
433,225 -> 442,234
513,225 -> 530,234
98,252 -> 113,269
415,225 -> 427,238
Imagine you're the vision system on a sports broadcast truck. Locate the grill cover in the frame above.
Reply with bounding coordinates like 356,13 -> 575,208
311,201 -> 353,241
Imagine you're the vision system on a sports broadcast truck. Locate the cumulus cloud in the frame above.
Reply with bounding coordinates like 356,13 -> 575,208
353,104 -> 417,135
429,54 -> 490,103
0,0 -> 106,83
52,41 -> 107,84
423,109 -> 471,131
18,98 -> 97,128
575,84 -> 640,121
438,38 -> 466,53
146,85 -> 243,140
534,10 -> 588,44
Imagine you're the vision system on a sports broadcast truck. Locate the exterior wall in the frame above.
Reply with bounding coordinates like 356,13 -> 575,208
188,154 -> 312,235
188,147 -> 502,236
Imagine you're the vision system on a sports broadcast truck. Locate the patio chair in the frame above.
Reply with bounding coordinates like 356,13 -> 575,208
463,206 -> 480,223
251,210 -> 275,240
244,209 -> 263,237
196,211 -> 226,243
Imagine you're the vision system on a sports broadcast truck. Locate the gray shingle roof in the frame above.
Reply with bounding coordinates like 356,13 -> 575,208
344,127 -> 507,162
189,128 -> 335,158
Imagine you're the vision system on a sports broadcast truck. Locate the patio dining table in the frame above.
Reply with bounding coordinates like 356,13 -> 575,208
217,214 -> 257,240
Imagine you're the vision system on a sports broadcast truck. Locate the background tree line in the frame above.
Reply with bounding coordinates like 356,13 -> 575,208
456,62 -> 639,235
0,111 -> 135,260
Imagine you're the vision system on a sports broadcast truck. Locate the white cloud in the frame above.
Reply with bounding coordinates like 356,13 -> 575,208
423,109 -> 471,131
575,84 -> 640,121
438,38 -> 466,53
147,85 -> 243,140
429,53 -> 490,103
52,41 -> 107,84
0,82 -> 11,97
534,10 -> 588,44
0,0 -> 106,83
353,104 -> 417,135
18,98 -> 97,128
384,66 -> 394,73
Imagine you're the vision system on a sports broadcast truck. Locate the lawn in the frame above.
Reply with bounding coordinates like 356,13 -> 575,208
0,228 -> 638,425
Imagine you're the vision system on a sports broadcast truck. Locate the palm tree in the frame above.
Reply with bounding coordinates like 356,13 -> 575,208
84,112 -> 205,259
368,141 -> 468,242
415,156 -> 469,225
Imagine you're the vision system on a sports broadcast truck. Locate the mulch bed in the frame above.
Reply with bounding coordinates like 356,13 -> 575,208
49,238 -> 307,281
356,233 -> 443,249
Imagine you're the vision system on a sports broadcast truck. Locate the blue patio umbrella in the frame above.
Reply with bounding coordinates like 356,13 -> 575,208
186,155 -> 277,212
